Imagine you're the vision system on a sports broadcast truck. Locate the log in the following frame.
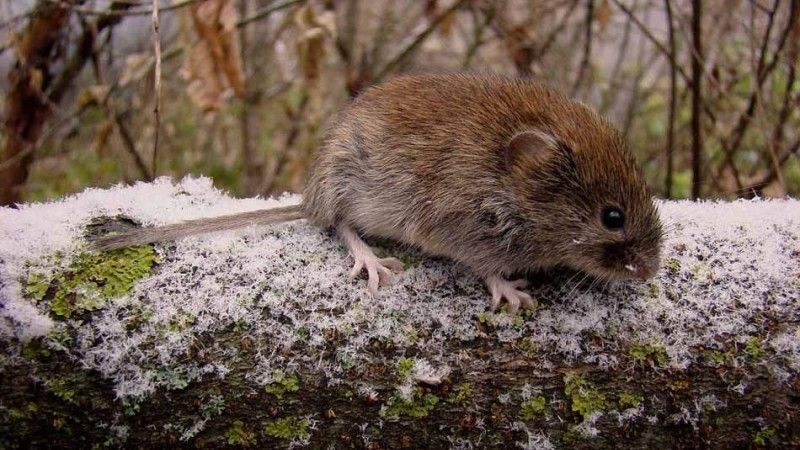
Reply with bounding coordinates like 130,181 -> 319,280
1,177 -> 798,448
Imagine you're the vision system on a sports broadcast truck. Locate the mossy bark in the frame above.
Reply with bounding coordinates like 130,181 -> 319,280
3,211 -> 799,449
2,322 -> 798,449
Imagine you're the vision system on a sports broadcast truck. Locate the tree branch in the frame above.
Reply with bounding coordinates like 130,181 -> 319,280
373,0 -> 468,82
664,0 -> 677,198
690,0 -> 703,199
236,0 -> 303,28
48,0 -> 196,17
714,0 -> 797,194
570,0 -> 594,96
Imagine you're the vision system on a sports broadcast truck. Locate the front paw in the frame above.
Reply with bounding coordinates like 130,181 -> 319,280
485,276 -> 535,314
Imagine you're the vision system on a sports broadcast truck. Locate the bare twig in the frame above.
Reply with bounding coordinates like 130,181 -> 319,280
570,0 -> 594,96
609,0 -> 690,84
0,8 -> 33,30
94,21 -> 152,181
664,0 -> 677,198
0,103 -> 90,172
714,0 -> 796,193
374,0 -> 468,82
261,93 -> 310,195
48,1 -> 133,103
690,0 -> 703,199
461,5 -> 493,69
745,63 -> 797,194
599,0 -> 633,114
334,0 -> 358,65
621,28 -> 659,138
238,0 -> 260,194
743,134 -> 800,197
48,0 -> 196,17
86,16 -> 152,182
610,0 -> 718,124
536,0 -> 580,58
490,0 -> 580,76
151,0 -> 161,175
114,112 -> 154,180
236,0 -> 302,28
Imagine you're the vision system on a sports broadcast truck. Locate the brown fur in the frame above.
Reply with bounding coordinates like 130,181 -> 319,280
96,73 -> 662,283
304,73 -> 663,281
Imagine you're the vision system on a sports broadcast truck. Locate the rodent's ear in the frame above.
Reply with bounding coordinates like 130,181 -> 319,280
503,129 -> 560,170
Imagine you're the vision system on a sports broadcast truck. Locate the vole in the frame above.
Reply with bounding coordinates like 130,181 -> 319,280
94,73 -> 663,313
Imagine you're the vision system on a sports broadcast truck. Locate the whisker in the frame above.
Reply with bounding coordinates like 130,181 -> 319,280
565,272 -> 590,300
562,270 -> 583,288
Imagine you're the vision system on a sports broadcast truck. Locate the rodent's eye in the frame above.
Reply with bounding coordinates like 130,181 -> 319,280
601,207 -> 625,230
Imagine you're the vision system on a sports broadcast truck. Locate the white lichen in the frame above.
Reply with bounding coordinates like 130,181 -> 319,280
511,421 -> 555,450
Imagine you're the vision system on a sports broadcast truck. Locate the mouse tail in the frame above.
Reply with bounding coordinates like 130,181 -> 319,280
90,204 -> 305,251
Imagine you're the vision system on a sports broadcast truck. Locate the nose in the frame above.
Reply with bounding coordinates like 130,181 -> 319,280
636,267 -> 655,280
625,263 -> 656,280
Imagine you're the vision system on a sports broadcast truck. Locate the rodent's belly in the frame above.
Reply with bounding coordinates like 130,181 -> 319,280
344,187 -> 512,275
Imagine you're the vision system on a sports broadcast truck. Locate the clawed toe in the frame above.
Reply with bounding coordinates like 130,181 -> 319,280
338,225 -> 405,297
485,275 -> 536,314
379,257 -> 405,272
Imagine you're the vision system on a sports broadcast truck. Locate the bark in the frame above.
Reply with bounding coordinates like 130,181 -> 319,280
3,337 -> 798,449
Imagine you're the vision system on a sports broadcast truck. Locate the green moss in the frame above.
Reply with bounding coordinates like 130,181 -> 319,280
397,254 -> 417,268
8,402 -> 39,420
24,245 -> 158,319
477,313 -> 494,325
518,337 -> 538,357
381,388 -> 439,419
519,395 -> 546,420
665,258 -> 681,273
745,337 -> 765,359
225,420 -> 256,446
753,426 -> 776,446
48,324 -> 74,349
264,370 -> 300,399
705,349 -> 734,367
563,373 -> 605,420
647,282 -> 660,298
24,272 -> 50,301
49,378 -> 78,402
263,416 -> 310,440
167,312 -> 197,332
21,338 -> 51,360
294,326 -> 310,341
618,391 -> 644,408
447,383 -> 473,405
630,341 -> 669,367
396,357 -> 414,379
562,425 -> 586,445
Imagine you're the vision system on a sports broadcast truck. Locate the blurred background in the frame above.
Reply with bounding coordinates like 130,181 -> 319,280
0,0 -> 798,205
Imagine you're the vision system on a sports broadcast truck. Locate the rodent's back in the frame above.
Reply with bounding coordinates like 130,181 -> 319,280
304,73 -> 662,279
304,73 -> 599,224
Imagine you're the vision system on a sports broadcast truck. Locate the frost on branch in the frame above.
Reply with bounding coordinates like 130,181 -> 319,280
0,177 -> 798,447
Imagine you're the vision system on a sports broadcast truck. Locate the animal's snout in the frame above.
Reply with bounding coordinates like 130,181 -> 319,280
625,263 -> 657,280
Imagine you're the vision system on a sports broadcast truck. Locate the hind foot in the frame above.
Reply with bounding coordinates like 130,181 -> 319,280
485,275 -> 535,314
337,224 -> 404,297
